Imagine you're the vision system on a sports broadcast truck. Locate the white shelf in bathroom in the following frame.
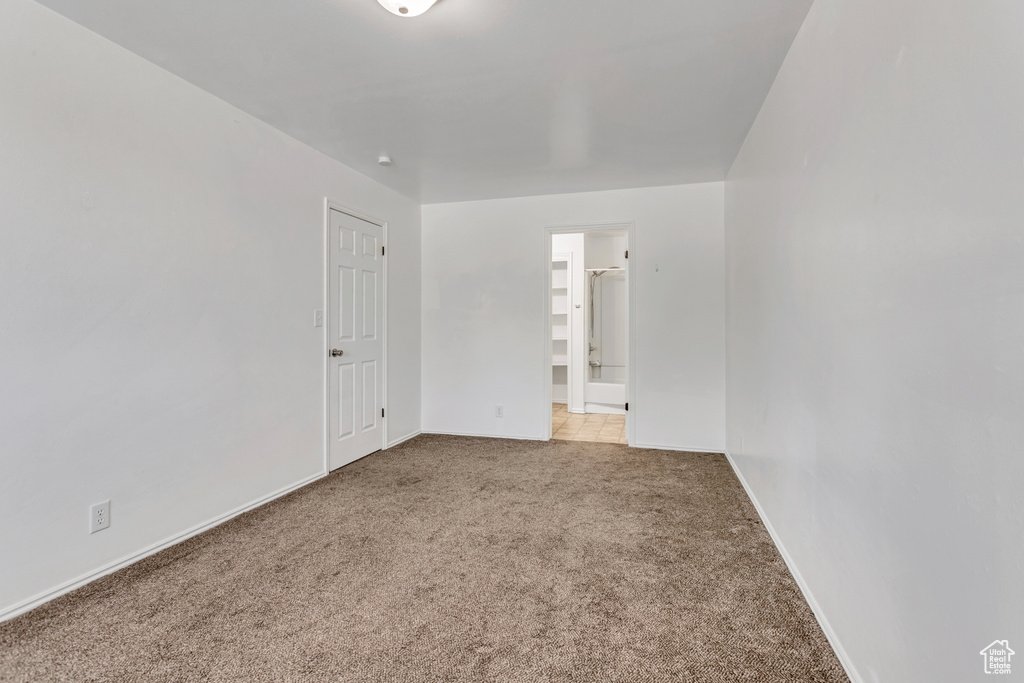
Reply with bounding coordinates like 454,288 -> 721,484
551,265 -> 569,290
552,255 -> 571,402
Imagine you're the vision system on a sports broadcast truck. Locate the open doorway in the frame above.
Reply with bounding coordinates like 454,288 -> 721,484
546,224 -> 632,444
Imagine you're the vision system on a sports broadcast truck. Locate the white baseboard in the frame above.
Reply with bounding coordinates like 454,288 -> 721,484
387,430 -> 421,448
723,449 -> 861,683
0,471 -> 325,623
632,442 -> 725,454
421,430 -> 547,441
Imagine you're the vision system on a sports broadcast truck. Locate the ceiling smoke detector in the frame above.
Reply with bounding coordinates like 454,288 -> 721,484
376,0 -> 438,17
378,155 -> 393,167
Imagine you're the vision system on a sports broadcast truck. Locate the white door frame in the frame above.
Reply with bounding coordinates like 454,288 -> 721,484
544,221 -> 635,445
323,198 -> 388,474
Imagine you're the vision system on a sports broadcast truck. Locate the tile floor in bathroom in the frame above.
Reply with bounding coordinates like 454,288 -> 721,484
551,404 -> 627,444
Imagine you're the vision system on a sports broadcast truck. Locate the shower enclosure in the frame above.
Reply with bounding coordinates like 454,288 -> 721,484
587,267 -> 626,384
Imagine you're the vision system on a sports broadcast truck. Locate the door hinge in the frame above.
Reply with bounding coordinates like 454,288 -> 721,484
625,402 -> 629,411
381,245 -> 385,256
624,250 -> 628,259
381,408 -> 385,418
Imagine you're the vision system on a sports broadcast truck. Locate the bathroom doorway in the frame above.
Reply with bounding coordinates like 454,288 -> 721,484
546,223 -> 633,444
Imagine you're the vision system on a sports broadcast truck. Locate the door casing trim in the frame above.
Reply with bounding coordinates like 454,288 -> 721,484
543,221 -> 635,445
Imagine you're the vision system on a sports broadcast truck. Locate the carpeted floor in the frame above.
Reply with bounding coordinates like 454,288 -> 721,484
0,435 -> 848,682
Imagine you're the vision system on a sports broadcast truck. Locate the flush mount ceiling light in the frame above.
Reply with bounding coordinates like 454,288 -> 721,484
376,0 -> 437,17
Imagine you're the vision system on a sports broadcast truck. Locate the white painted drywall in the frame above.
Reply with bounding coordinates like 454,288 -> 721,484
725,1 -> 1024,681
584,232 -> 627,271
0,0 -> 420,617
422,184 -> 725,451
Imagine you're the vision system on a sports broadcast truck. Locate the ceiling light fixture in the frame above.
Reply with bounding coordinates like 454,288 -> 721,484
376,0 -> 437,17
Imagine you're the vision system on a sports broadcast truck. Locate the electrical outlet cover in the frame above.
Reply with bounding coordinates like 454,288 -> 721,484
90,500 -> 111,534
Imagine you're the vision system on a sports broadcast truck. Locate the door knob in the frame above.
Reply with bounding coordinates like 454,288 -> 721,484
330,349 -> 344,357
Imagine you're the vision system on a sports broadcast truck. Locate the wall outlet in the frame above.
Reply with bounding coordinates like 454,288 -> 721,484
313,309 -> 323,328
90,500 -> 110,534
495,405 -> 504,418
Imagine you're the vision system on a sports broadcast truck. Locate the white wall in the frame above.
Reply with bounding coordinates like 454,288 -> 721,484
725,1 -> 1024,681
422,183 -> 724,451
0,0 -> 420,618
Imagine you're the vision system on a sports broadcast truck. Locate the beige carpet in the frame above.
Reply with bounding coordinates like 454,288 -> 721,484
0,435 -> 848,682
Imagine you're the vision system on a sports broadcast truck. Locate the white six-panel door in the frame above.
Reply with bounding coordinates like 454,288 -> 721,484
328,208 -> 384,471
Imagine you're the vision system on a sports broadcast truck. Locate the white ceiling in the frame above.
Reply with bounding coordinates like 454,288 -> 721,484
35,0 -> 812,203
